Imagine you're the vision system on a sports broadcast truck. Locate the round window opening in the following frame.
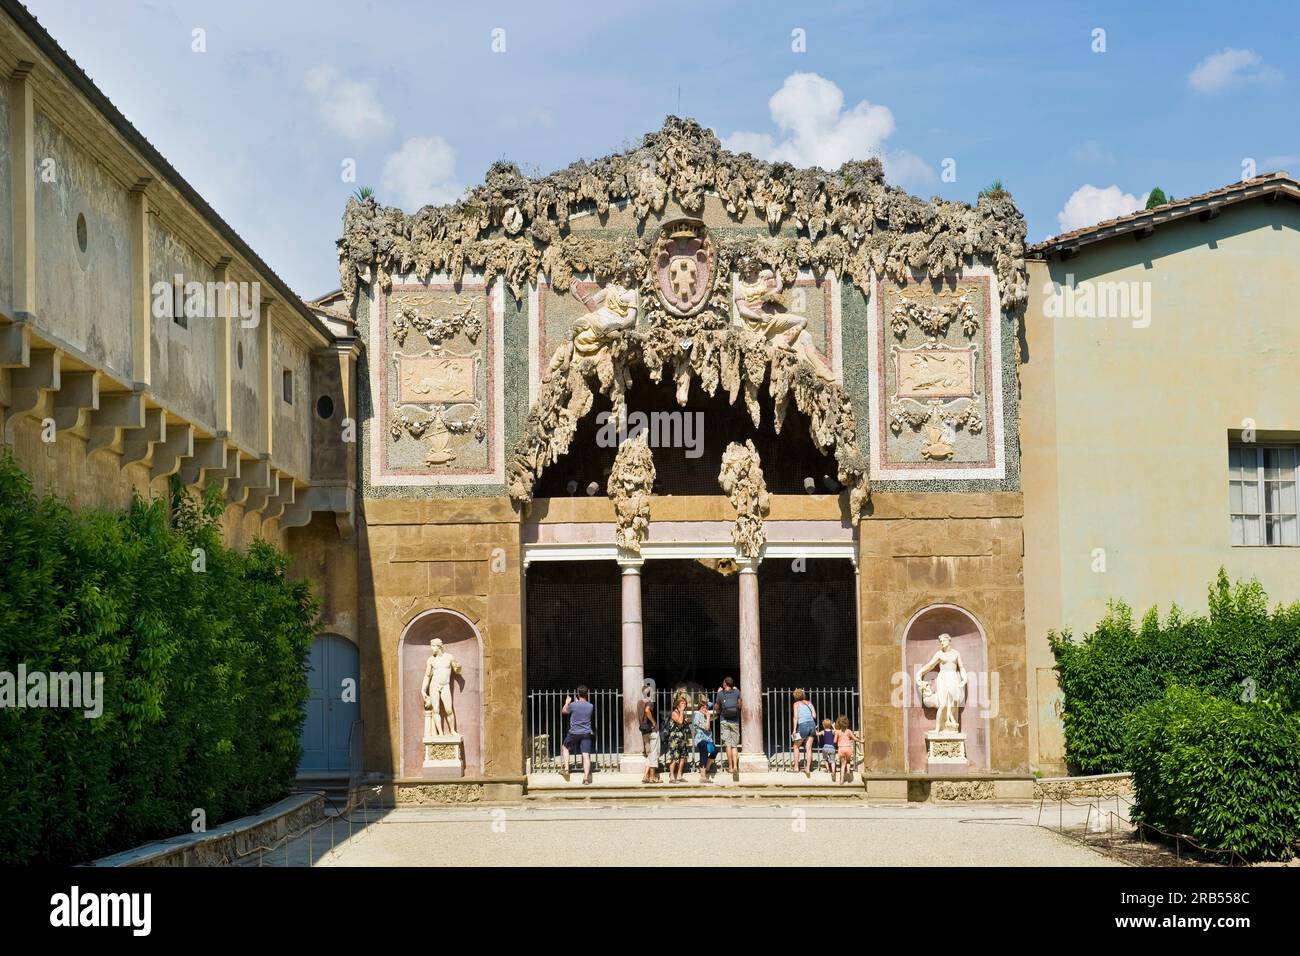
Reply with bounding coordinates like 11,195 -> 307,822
316,395 -> 335,420
236,341 -> 244,369
76,213 -> 88,253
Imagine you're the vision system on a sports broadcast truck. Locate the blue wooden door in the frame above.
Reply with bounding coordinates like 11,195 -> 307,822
299,635 -> 359,772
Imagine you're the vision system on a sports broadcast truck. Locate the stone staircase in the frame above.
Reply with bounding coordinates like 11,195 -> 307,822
526,770 -> 867,801
294,773 -> 353,815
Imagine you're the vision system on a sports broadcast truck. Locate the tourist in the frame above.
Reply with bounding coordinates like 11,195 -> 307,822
693,693 -> 716,783
715,676 -> 742,780
791,689 -> 817,777
819,718 -> 837,780
835,715 -> 857,785
665,694 -> 691,783
561,686 -> 595,785
639,681 -> 660,784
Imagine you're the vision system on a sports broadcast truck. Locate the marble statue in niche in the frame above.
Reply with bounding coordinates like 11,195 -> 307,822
734,269 -> 835,381
421,638 -> 463,736
915,632 -> 967,733
915,633 -> 969,764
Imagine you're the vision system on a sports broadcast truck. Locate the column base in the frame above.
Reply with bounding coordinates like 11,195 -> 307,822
619,754 -> 649,776
737,751 -> 770,773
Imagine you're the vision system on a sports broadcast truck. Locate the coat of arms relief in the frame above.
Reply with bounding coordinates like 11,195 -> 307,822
653,218 -> 714,317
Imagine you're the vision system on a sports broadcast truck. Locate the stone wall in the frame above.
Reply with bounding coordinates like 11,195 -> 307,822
857,491 -> 1028,773
356,496 -> 524,779
33,111 -> 133,379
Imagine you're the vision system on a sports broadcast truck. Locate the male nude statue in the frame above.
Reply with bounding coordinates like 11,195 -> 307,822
421,638 -> 463,736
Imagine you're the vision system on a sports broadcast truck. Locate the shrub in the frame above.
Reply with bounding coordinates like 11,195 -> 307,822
1049,571 -> 1300,774
0,454 -> 318,864
1125,685 -> 1300,861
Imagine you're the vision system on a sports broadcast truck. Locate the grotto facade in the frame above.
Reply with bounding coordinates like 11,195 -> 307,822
331,117 -> 1032,795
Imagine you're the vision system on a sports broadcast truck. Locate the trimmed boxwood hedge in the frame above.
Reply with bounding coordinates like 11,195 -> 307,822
1125,685 -> 1300,861
0,454 -> 318,865
1049,572 -> 1300,775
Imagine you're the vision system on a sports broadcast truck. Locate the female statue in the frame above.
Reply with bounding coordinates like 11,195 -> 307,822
914,633 -> 968,733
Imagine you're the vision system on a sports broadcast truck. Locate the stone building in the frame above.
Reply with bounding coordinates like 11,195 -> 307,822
1022,173 -> 1300,772
0,3 -> 358,772
8,0 -> 1295,803
333,118 -> 1032,799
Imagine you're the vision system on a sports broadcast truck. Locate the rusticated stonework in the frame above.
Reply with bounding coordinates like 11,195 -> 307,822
607,432 -> 655,553
393,784 -> 484,805
339,117 -> 1027,500
338,118 -> 1028,309
719,439 -> 770,558
931,780 -> 996,801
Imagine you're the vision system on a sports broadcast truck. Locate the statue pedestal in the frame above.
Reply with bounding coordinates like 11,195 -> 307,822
924,730 -> 967,766
422,734 -> 465,777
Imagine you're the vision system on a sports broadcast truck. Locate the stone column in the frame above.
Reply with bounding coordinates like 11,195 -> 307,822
618,556 -> 647,775
737,557 -> 768,772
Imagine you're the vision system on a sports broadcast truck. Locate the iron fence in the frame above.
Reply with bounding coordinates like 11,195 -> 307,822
762,686 -> 861,770
526,688 -> 624,772
526,685 -> 860,772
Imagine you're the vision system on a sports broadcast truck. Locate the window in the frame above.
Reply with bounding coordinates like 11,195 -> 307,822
1229,444 -> 1297,546
282,368 -> 293,404
171,278 -> 187,330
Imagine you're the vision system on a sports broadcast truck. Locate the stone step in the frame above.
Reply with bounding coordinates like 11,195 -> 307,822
527,771 -> 866,800
526,786 -> 865,801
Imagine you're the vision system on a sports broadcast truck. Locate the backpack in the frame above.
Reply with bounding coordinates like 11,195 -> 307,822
719,688 -> 740,720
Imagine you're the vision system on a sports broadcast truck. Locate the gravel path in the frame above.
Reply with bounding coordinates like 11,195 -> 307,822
315,800 -> 1123,867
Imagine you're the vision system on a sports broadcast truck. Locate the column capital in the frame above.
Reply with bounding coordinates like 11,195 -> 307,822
735,556 -> 761,573
616,551 -> 644,572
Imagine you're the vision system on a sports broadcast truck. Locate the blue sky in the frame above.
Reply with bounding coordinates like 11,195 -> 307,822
23,0 -> 1299,298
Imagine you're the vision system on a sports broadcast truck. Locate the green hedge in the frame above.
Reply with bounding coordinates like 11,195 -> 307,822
1125,685 -> 1300,861
0,454 -> 318,865
1049,572 -> 1300,774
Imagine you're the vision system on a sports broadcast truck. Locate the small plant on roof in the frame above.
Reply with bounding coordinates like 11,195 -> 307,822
353,186 -> 374,202
979,179 -> 1008,199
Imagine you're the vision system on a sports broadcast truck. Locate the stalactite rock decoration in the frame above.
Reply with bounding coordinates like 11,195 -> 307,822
339,116 -> 1026,515
607,431 -> 656,554
719,439 -> 771,559
338,117 -> 1027,310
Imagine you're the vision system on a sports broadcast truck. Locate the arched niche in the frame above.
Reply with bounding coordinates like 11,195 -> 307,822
902,604 -> 990,773
398,609 -> 484,778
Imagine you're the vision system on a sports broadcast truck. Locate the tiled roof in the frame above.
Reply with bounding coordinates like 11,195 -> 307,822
1029,172 -> 1300,258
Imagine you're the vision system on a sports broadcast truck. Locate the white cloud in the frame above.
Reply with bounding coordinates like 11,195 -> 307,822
723,72 -> 933,187
1056,184 -> 1146,233
304,63 -> 393,141
1188,48 -> 1282,94
380,136 -> 463,210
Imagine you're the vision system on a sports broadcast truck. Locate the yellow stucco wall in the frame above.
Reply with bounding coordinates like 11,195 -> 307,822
1022,198 -> 1300,771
